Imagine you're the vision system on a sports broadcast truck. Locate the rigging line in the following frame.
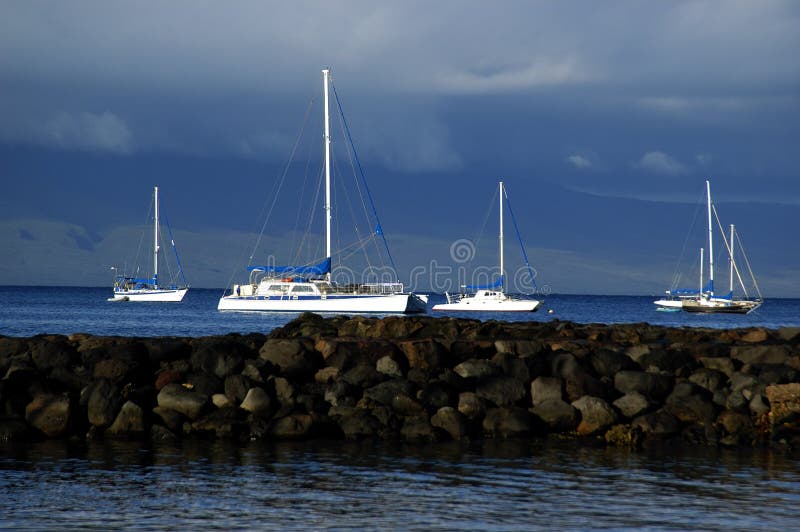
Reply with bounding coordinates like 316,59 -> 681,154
293,157 -> 325,265
130,195 -> 153,279
333,105 -> 384,271
472,186 -> 499,256
249,98 -> 315,265
502,184 -> 538,291
669,187 -> 705,291
332,115 -> 376,276
220,97 -> 315,296
160,206 -> 188,287
711,204 -> 750,298
331,80 -> 398,278
291,126 -> 317,255
734,228 -> 763,300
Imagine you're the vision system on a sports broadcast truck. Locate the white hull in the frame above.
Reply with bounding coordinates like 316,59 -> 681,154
218,293 -> 426,313
111,288 -> 188,302
654,299 -> 684,308
433,298 -> 541,312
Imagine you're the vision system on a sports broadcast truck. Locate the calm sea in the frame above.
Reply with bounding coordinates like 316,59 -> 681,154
1,286 -> 798,338
1,286 -> 799,530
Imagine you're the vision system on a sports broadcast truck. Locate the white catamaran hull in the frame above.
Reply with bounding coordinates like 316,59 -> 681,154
218,293 -> 426,313
110,288 -> 188,302
653,299 -> 684,309
433,298 -> 540,312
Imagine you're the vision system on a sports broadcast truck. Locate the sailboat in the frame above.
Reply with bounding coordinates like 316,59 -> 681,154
217,69 -> 426,314
110,186 -> 189,302
432,181 -> 541,312
655,180 -> 762,314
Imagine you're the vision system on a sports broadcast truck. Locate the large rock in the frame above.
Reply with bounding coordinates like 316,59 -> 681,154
614,371 -> 673,400
239,387 -> 272,417
530,399 -> 579,432
397,339 -> 449,372
156,383 -> 208,420
730,345 -> 790,366
483,406 -> 533,438
83,378 -> 123,427
476,376 -> 526,407
613,392 -> 651,419
25,393 -> 72,437
454,359 -> 497,380
431,406 -> 469,440
259,338 -> 320,378
572,396 -> 617,436
531,377 -> 563,406
106,401 -> 146,436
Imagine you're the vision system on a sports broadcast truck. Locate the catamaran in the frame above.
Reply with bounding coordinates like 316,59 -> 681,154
110,186 -> 189,302
217,69 -> 426,314
655,180 -> 762,314
432,181 -> 541,312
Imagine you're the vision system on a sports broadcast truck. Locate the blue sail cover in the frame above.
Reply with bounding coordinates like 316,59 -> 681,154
668,280 -> 714,296
248,257 -> 331,276
466,275 -> 503,290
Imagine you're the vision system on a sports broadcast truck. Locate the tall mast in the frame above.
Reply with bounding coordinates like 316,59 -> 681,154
153,186 -> 159,288
706,179 -> 713,295
323,69 -> 332,281
499,181 -> 504,292
730,224 -> 735,293
699,247 -> 704,295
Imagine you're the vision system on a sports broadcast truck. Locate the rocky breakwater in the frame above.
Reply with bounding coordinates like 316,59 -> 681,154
2,314 -> 799,449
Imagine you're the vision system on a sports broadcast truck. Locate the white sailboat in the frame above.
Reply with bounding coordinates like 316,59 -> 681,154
432,181 -> 541,312
110,186 -> 189,302
655,180 -> 762,314
218,69 -> 426,314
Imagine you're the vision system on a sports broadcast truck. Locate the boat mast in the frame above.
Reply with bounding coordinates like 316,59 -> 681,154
499,181 -> 504,293
153,186 -> 159,288
699,247 -> 704,295
730,224 -> 735,294
323,68 -> 332,281
706,180 -> 713,295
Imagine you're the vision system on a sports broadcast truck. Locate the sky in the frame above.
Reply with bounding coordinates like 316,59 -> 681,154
1,1 -> 798,296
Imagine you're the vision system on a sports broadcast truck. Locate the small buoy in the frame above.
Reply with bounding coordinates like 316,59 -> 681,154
547,309 -> 554,314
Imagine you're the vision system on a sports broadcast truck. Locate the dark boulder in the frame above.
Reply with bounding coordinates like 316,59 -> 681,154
531,399 -> 580,432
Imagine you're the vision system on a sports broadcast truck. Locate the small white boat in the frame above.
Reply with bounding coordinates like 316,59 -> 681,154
110,186 -> 189,302
218,69 -> 425,314
433,181 -> 540,313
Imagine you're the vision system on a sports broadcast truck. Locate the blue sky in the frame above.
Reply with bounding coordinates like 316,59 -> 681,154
1,1 -> 798,295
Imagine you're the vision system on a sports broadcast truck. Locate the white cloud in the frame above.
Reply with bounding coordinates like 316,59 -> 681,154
633,151 -> 689,176
40,111 -> 133,154
566,154 -> 592,169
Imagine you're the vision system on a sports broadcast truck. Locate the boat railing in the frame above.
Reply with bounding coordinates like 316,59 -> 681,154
328,282 -> 404,295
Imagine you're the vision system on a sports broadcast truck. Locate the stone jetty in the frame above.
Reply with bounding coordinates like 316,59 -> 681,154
2,314 -> 799,449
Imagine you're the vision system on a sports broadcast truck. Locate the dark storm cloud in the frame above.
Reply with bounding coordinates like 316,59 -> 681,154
1,1 -> 797,186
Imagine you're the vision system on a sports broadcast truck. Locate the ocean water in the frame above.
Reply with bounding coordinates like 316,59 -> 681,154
2,285 -> 799,530
1,286 -> 797,338
1,439 -> 799,531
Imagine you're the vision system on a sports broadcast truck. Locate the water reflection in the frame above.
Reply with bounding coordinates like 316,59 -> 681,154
2,438 -> 798,530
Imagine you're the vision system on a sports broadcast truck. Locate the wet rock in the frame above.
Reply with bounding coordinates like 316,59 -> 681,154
156,383 -> 208,420
191,406 -> 247,438
453,359 -> 497,380
476,376 -> 526,407
572,396 -> 617,436
665,382 -> 717,424
106,400 -> 146,436
458,392 -> 487,422
84,378 -> 123,427
614,371 -> 673,400
259,338 -> 320,378
224,374 -> 252,405
531,399 -> 579,432
239,387 -> 272,417
152,406 -> 185,433
483,406 -> 533,438
401,415 -> 443,443
330,406 -> 382,440
613,392 -> 651,419
376,355 -> 404,378
632,409 -> 681,438
363,379 -> 415,407
25,393 -> 72,437
531,376 -> 563,406
431,406 -> 469,440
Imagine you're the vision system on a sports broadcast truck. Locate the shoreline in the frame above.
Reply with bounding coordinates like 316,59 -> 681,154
2,314 -> 799,449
